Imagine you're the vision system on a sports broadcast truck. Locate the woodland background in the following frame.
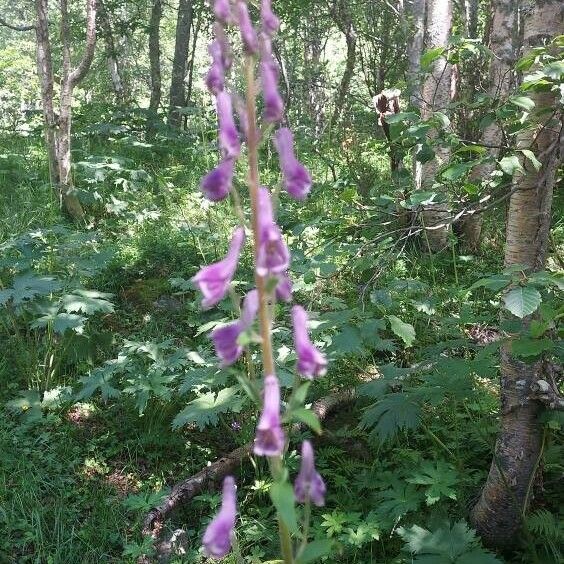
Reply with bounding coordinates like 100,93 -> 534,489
0,0 -> 562,562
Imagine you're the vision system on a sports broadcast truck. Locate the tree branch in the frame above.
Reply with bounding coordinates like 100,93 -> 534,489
0,16 -> 35,31
69,0 -> 98,86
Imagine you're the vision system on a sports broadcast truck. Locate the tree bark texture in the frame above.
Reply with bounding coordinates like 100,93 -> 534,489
168,0 -> 193,128
406,0 -> 426,109
470,0 -> 563,548
419,0 -> 453,252
147,0 -> 163,136
460,0 -> 518,253
98,0 -> 126,104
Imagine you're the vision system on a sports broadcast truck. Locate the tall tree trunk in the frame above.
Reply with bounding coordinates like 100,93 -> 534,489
184,0 -> 203,127
419,0 -> 452,252
459,0 -> 518,253
470,0 -> 563,548
147,0 -> 163,136
168,0 -> 193,129
405,0 -> 426,109
35,0 -> 59,188
331,1 -> 357,128
98,0 -> 126,104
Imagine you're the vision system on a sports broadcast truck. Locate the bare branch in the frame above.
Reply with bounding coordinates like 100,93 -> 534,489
69,0 -> 97,86
0,16 -> 34,31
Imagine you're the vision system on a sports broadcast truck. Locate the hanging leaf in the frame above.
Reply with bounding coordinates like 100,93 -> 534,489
499,155 -> 524,176
270,481 -> 299,533
502,286 -> 542,318
509,95 -> 535,111
388,316 -> 416,347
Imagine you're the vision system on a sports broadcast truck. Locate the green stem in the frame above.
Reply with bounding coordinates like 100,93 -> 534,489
296,499 -> 312,559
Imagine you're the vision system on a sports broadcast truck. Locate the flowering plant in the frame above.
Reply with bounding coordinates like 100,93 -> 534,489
194,1 -> 328,561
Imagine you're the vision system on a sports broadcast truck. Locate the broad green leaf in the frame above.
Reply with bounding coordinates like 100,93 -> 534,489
407,461 -> 459,505
62,289 -> 114,314
296,539 -> 333,564
388,315 -> 416,347
543,60 -> 564,79
270,481 -> 298,532
421,47 -> 445,69
289,408 -> 322,434
520,149 -> 542,171
31,312 -> 87,334
509,96 -> 535,111
6,390 -> 43,422
502,286 -> 542,318
172,386 -> 244,430
499,155 -> 524,176
468,274 -> 511,292
441,162 -> 473,181
510,337 -> 553,358
362,393 -> 421,441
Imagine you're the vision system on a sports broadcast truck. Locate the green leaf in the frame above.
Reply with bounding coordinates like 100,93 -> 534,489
362,393 -> 422,441
2,274 -> 61,306
270,481 -> 299,533
509,95 -> 535,111
510,337 -> 553,358
421,47 -> 445,69
499,155 -> 524,176
331,325 -> 364,355
388,315 -> 416,347
407,461 -> 459,505
31,312 -> 87,334
172,386 -> 244,430
468,274 -> 511,292
441,162 -> 473,181
290,408 -> 322,434
62,289 -> 114,314
503,286 -> 542,318
6,390 -> 43,422
296,539 -> 333,563
542,60 -> 564,79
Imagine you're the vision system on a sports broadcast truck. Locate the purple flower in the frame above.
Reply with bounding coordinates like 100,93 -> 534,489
276,272 -> 293,302
292,305 -> 327,378
211,289 -> 259,366
202,475 -> 237,558
274,128 -> 312,200
201,158 -> 234,201
236,1 -> 258,55
206,41 -> 225,95
294,440 -> 326,506
261,0 -> 280,35
261,56 -> 284,123
256,187 -> 290,277
216,91 -> 241,158
254,374 -> 285,457
212,0 -> 231,24
192,227 -> 245,309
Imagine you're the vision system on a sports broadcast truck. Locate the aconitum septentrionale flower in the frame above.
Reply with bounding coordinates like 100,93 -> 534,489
216,91 -> 241,158
261,0 -> 280,35
201,158 -> 235,202
274,127 -> 312,200
236,1 -> 258,55
211,289 -> 259,366
202,475 -> 237,558
212,0 -> 231,24
256,187 -> 290,277
275,272 -> 293,302
294,440 -> 326,506
192,227 -> 245,309
254,374 -> 285,457
292,305 -> 327,378
261,56 -> 284,123
206,40 -> 226,95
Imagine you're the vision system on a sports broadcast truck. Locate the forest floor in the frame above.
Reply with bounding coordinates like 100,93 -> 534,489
0,125 -> 562,564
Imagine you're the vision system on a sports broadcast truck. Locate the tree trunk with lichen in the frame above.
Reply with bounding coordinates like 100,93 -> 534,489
459,0 -> 518,253
470,0 -> 563,547
419,0 -> 452,252
147,0 -> 163,137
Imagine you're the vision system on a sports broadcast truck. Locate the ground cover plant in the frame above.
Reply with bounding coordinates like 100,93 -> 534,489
0,0 -> 562,563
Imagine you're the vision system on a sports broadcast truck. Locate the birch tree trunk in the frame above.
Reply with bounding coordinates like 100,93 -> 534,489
459,0 -> 518,253
98,0 -> 126,104
470,0 -> 563,547
168,0 -> 193,129
147,0 -> 163,136
419,0 -> 452,252
406,0 -> 426,109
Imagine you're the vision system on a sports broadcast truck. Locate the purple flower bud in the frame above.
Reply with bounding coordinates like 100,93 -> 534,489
212,0 -> 231,24
216,91 -> 241,158
274,128 -> 312,200
236,1 -> 259,55
294,440 -> 326,506
202,475 -> 237,558
256,187 -> 290,277
292,305 -> 327,378
254,374 -> 285,457
261,0 -> 280,35
201,158 -> 234,201
276,272 -> 293,302
192,227 -> 245,309
206,41 -> 225,94
261,57 -> 284,123
214,22 -> 233,70
211,290 -> 259,366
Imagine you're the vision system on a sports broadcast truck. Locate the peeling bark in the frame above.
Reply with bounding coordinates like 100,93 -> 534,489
470,0 -> 563,547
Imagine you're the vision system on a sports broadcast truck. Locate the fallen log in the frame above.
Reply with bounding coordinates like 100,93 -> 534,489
142,387 -> 357,539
